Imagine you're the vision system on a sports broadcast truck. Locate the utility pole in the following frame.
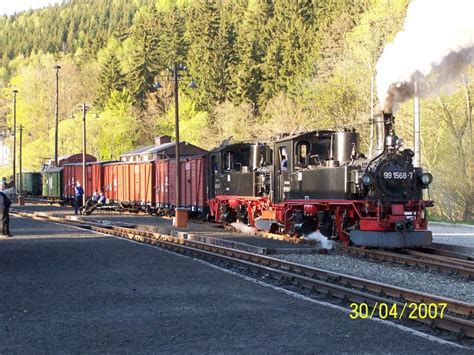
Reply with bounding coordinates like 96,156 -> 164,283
82,103 -> 88,206
12,89 -> 18,188
173,63 -> 181,214
153,63 -> 197,227
54,65 -> 61,166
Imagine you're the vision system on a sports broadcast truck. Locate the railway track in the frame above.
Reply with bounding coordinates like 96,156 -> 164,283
337,246 -> 474,279
14,203 -> 474,278
11,209 -> 474,340
224,223 -> 474,279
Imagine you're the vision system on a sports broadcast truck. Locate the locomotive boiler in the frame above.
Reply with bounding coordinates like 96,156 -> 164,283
208,112 -> 433,248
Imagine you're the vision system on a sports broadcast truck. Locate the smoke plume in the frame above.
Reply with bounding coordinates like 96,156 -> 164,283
230,222 -> 257,235
306,231 -> 334,250
376,0 -> 474,112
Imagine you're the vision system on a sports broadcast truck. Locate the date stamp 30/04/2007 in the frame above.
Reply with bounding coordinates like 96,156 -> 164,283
349,302 -> 448,320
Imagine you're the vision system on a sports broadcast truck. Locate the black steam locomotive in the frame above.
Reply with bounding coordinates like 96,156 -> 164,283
208,113 -> 433,247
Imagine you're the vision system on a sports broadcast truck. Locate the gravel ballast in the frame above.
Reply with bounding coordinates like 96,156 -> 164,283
276,252 -> 474,303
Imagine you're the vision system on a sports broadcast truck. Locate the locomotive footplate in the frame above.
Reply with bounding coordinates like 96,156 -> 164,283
349,230 -> 432,248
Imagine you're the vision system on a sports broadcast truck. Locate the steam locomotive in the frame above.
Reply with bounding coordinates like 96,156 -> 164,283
208,113 -> 433,247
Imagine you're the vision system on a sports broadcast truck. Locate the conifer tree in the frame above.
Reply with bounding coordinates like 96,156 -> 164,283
260,1 -> 318,106
95,52 -> 126,109
125,5 -> 162,108
186,0 -> 237,111
232,0 -> 274,114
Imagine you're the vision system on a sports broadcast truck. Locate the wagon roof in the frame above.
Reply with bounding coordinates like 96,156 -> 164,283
41,167 -> 64,173
63,160 -> 118,167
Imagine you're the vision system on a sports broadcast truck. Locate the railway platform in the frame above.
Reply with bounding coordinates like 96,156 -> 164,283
11,203 -> 318,255
0,214 -> 470,352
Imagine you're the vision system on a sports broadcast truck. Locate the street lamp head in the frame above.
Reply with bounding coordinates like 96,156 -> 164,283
12,89 -> 18,94
151,82 -> 163,92
188,80 -> 198,89
54,64 -> 61,70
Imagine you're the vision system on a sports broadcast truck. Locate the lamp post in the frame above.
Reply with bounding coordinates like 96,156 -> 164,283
18,124 -> 23,196
54,64 -> 61,167
12,89 -> 18,189
154,63 -> 197,227
81,103 -> 88,206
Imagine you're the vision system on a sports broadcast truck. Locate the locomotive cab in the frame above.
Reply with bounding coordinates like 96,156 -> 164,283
209,143 -> 272,198
208,142 -> 272,224
272,129 -> 361,203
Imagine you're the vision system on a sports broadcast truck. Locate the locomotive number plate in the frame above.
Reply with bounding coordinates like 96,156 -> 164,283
383,171 -> 413,180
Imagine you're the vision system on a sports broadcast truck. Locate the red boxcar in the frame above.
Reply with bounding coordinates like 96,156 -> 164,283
155,156 -> 207,212
102,163 -> 120,203
116,162 -> 155,205
63,162 -> 103,200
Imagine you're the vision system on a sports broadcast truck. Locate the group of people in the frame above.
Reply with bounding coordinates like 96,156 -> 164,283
0,181 -> 108,237
74,182 -> 106,215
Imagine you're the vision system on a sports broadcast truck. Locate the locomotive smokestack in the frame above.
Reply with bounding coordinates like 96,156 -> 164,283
413,80 -> 421,168
373,112 -> 394,157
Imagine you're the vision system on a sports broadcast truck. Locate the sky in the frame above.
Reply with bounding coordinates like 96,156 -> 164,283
0,0 -> 63,16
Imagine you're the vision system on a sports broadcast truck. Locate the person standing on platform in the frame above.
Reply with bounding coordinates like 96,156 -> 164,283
74,181 -> 84,215
0,188 -> 12,237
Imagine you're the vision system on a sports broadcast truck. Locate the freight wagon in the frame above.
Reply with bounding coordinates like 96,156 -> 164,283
63,162 -> 105,203
17,172 -> 42,195
41,153 -> 98,202
155,156 -> 207,216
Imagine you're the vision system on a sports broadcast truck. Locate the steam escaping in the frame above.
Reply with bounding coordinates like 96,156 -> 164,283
230,222 -> 257,235
306,231 -> 334,250
376,0 -> 474,112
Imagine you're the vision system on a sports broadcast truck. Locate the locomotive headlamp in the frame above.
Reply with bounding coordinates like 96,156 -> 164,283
362,173 -> 374,187
396,138 -> 404,148
420,173 -> 433,187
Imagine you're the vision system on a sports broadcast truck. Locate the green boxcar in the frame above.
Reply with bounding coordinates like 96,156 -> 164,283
41,167 -> 64,200
17,172 -> 42,195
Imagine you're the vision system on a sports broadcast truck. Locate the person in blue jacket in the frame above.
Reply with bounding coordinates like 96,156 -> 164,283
0,188 -> 12,237
74,181 -> 84,214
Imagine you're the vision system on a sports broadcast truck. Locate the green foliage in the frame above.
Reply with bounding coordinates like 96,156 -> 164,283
125,5 -> 162,108
95,51 -> 125,109
91,89 -> 137,160
231,0 -> 273,113
156,92 -> 208,147
186,0 -> 238,111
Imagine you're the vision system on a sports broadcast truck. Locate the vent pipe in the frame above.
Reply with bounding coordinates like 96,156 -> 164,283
368,74 -> 375,158
413,80 -> 421,168
374,113 -> 385,156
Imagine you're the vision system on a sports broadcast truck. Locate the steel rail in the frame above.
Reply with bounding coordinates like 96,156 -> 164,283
403,249 -> 474,269
11,210 -> 474,338
411,247 -> 474,263
338,246 -> 474,280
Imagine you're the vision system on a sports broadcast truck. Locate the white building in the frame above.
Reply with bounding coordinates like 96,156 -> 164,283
0,136 -> 10,166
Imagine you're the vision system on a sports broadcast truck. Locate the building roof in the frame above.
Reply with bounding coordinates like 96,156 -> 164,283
120,141 -> 207,158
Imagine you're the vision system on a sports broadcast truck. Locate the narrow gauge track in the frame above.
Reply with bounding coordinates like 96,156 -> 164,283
338,246 -> 474,279
14,202 -> 474,279
412,247 -> 474,262
403,249 -> 474,269
11,210 -> 474,339
225,224 -> 474,279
